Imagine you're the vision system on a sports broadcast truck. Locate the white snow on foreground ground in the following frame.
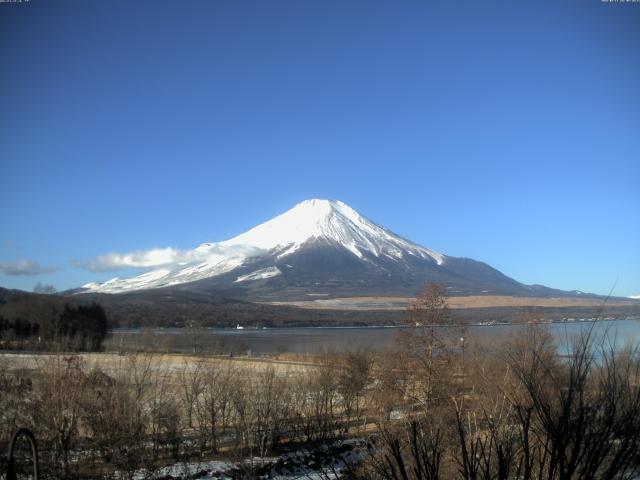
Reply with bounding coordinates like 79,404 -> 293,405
124,439 -> 370,480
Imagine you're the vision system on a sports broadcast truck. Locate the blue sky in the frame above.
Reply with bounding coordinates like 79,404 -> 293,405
1,1 -> 638,296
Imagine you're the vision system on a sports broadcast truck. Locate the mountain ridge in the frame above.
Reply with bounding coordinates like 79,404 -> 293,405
77,199 -> 590,299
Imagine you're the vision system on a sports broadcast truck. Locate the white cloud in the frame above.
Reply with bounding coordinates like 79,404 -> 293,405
74,243 -> 266,272
79,247 -> 183,271
0,260 -> 57,276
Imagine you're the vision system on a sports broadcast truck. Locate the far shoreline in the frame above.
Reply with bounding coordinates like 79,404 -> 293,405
108,315 -> 640,334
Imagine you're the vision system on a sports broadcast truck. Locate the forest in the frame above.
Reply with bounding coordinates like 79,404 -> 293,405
0,291 -> 108,351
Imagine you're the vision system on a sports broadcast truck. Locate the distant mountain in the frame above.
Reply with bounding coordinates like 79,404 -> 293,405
77,199 -> 588,300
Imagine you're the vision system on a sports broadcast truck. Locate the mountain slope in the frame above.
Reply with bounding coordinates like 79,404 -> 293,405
77,199 -> 572,299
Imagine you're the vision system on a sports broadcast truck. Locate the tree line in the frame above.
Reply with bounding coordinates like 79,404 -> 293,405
0,292 -> 108,351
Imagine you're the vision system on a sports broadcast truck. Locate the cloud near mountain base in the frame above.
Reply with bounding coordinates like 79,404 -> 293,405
74,244 -> 265,272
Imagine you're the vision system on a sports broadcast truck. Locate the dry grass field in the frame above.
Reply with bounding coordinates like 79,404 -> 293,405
0,351 -> 315,379
267,295 -> 639,311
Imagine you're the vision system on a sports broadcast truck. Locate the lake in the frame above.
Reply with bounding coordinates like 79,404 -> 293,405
106,318 -> 640,356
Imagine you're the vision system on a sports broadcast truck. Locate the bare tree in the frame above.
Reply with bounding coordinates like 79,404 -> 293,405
370,348 -> 414,425
81,367 -> 147,479
338,348 -> 373,431
178,360 -> 203,429
365,420 -> 444,480
185,319 -> 204,354
251,366 -> 292,457
33,282 -> 57,294
505,326 -> 640,480
194,360 -> 236,452
397,283 -> 456,409
31,355 -> 86,479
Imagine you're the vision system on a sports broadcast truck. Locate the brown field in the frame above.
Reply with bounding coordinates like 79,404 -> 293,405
267,295 -> 639,311
0,351 -> 316,377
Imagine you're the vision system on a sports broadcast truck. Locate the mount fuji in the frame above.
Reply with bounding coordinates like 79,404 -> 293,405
78,199 -> 564,299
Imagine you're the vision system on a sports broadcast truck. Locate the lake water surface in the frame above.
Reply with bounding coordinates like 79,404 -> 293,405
106,319 -> 640,356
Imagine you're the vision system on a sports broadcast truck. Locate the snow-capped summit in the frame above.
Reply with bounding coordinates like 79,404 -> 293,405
216,199 -> 444,264
78,199 -> 530,297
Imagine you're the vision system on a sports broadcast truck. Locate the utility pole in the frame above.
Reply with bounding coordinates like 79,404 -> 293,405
460,336 -> 466,388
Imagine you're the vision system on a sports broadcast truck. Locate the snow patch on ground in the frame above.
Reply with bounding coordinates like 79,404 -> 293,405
82,257 -> 245,294
235,266 -> 282,283
122,438 -> 371,480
